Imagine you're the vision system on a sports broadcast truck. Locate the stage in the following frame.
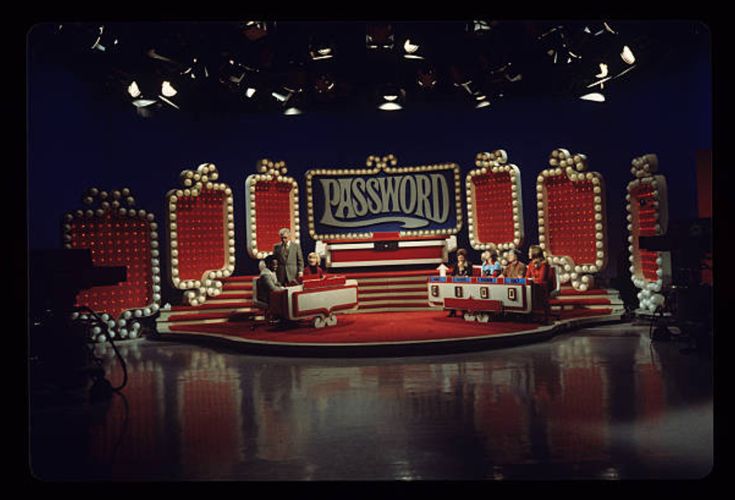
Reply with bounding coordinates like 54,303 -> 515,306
155,271 -> 625,354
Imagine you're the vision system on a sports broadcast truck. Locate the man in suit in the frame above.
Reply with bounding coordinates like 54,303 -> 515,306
257,255 -> 284,304
273,227 -> 304,286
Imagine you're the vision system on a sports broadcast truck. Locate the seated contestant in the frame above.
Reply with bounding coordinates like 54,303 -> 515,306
451,248 -> 473,277
257,255 -> 285,315
448,248 -> 473,317
302,252 -> 325,279
503,249 -> 527,278
525,244 -> 551,324
481,249 -> 503,277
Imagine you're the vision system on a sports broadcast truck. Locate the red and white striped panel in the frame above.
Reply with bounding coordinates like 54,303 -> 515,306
626,154 -> 671,313
467,149 -> 524,253
166,163 -> 236,306
63,188 -> 161,342
245,159 -> 300,260
323,237 -> 451,268
537,148 -> 607,292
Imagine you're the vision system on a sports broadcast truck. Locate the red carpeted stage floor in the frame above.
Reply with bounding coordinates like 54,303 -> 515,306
162,308 -> 616,351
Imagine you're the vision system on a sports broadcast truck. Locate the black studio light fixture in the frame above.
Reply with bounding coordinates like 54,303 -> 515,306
29,20 -> 678,118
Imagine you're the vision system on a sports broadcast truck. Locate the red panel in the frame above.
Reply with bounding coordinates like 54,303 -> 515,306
70,213 -> 152,319
175,188 -> 227,281
631,184 -> 660,282
330,246 -> 443,262
302,275 -> 347,288
545,175 -> 597,263
473,172 -> 516,244
445,298 -> 503,311
255,181 -> 293,251
342,269 -> 438,279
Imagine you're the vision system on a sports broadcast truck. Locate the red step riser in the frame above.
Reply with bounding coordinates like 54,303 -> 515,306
163,312 -> 254,322
358,295 -> 428,302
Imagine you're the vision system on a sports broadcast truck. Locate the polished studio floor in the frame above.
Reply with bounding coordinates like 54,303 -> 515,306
29,321 -> 713,481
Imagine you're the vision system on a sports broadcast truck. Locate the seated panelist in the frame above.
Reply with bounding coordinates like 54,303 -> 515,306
481,250 -> 503,277
302,252 -> 325,280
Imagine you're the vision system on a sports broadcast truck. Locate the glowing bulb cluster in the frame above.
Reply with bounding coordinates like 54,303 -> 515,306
64,187 -> 160,342
626,153 -> 670,312
305,154 -> 463,240
166,163 -> 235,306
245,159 -> 300,259
467,149 -> 524,252
537,148 -> 606,291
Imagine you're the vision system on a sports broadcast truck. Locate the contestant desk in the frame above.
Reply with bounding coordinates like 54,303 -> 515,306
268,275 -> 359,328
427,276 -> 539,321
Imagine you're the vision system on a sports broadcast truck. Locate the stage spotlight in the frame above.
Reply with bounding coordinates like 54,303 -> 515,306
378,87 -> 405,111
242,21 -> 268,42
90,25 -> 118,52
475,100 -> 491,109
417,67 -> 437,89
580,92 -> 605,102
309,38 -> 335,61
127,81 -> 141,98
220,59 -> 247,86
271,90 -> 291,103
131,98 -> 156,108
403,39 -> 424,60
181,57 -> 209,80
538,25 -> 581,65
595,63 -> 609,78
312,48 -> 333,60
314,74 -> 336,96
146,48 -> 177,63
161,81 -> 177,97
367,23 -> 394,50
284,107 -> 303,115
245,87 -> 257,98
468,20 -> 497,34
621,45 -> 636,65
379,102 -> 402,111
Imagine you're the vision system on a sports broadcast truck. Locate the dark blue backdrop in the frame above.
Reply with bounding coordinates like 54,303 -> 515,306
28,36 -> 711,292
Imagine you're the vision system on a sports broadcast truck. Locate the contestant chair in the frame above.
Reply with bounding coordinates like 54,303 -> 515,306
250,278 -> 279,329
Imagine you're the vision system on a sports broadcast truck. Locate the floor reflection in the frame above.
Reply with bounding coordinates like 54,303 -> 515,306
29,323 -> 713,480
